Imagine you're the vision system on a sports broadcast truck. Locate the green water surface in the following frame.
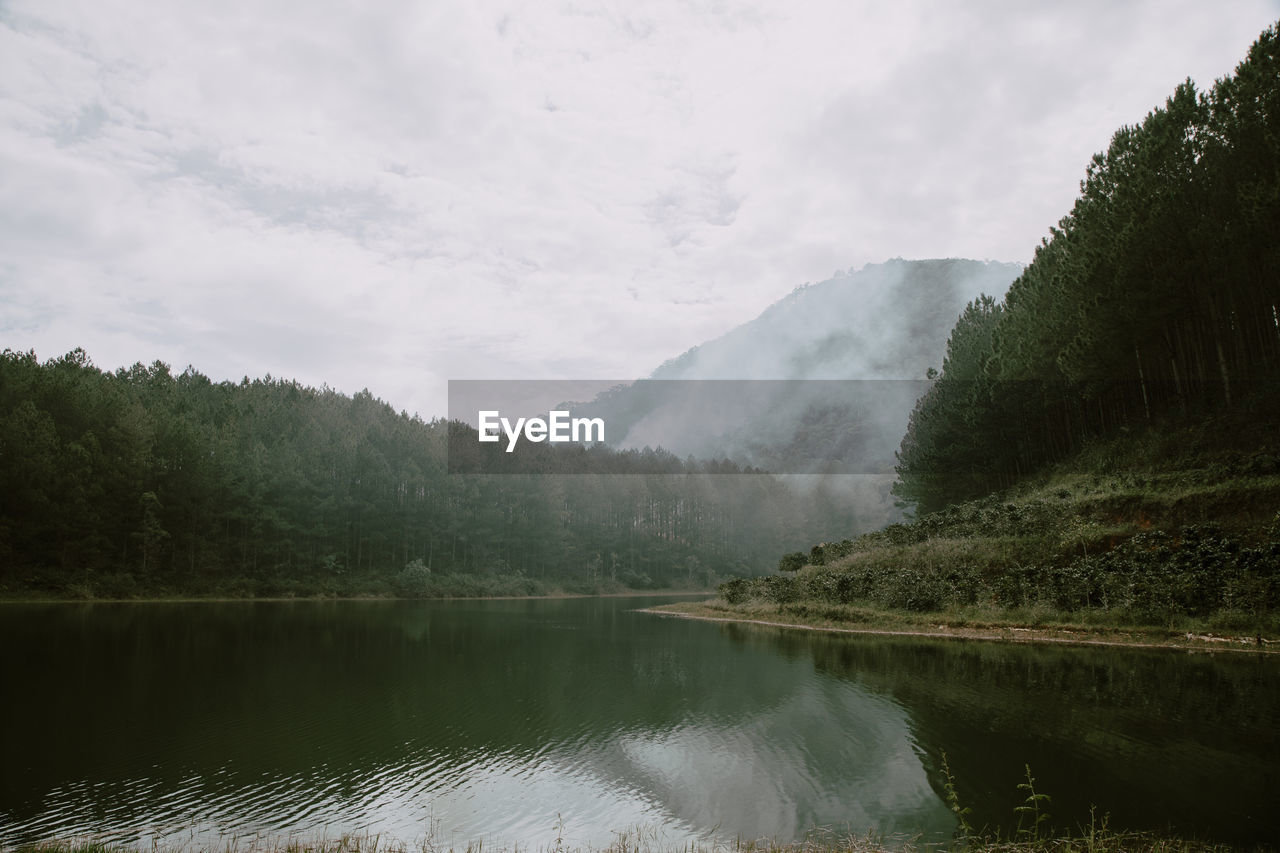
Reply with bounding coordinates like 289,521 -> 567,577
1,597 -> 1276,848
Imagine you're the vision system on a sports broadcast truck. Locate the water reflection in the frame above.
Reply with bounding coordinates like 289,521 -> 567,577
725,624 -> 1280,846
605,683 -> 949,841
1,599 -> 1276,849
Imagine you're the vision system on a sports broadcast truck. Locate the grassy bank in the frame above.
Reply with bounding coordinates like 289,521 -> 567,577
661,415 -> 1280,649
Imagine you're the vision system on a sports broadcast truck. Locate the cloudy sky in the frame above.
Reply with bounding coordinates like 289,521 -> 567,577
2,1 -> 1277,417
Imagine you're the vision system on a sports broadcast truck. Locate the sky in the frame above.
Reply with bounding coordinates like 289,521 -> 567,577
3,1 -> 1278,419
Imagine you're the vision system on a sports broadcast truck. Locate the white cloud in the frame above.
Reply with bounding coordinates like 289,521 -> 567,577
2,0 -> 1277,416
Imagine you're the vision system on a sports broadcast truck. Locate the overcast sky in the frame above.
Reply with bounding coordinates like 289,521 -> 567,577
3,1 -> 1277,417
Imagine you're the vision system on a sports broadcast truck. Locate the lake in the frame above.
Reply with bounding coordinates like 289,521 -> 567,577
2,597 -> 1277,849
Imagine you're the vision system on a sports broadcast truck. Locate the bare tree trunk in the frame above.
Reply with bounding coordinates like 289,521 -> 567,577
1134,342 -> 1151,421
1164,328 -> 1186,415
1207,299 -> 1233,406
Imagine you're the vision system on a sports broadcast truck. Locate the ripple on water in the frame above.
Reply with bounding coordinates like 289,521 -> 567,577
2,599 -> 1278,849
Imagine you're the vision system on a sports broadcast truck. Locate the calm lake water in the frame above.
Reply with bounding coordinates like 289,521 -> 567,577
1,597 -> 1278,849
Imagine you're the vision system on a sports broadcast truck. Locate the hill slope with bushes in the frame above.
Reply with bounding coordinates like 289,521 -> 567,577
689,21 -> 1280,640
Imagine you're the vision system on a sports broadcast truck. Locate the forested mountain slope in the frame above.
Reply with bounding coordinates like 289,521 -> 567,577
0,350 -> 844,598
894,24 -> 1280,514
695,22 -> 1280,636
2,262 -> 1031,598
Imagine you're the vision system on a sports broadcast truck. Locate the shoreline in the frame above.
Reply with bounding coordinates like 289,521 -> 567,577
640,601 -> 1280,655
0,590 -> 712,606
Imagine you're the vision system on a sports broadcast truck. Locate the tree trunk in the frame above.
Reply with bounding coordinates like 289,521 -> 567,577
1134,342 -> 1151,421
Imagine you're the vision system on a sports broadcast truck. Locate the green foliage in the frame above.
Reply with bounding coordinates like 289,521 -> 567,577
721,436 -> 1280,628
0,348 -> 845,598
940,750 -> 974,839
895,22 -> 1280,513
761,574 -> 799,605
619,569 -> 657,589
719,577 -> 751,605
394,560 -> 434,597
778,552 -> 807,572
777,522 -> 1274,621
1014,765 -> 1052,842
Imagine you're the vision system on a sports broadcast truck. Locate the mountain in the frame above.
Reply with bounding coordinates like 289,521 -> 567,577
573,259 -> 1022,469
559,259 -> 1021,537
650,258 -> 1023,383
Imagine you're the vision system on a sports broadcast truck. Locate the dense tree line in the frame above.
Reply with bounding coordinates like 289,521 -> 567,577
0,348 -> 849,597
895,23 -> 1280,513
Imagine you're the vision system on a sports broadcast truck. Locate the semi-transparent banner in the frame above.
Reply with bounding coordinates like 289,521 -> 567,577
446,379 -> 931,474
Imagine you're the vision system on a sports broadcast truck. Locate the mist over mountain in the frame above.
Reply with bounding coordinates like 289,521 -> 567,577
564,259 -> 1021,535
575,259 -> 1022,464
650,258 -> 1023,383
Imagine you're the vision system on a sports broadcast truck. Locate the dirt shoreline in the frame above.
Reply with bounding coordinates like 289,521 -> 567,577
639,602 -> 1280,655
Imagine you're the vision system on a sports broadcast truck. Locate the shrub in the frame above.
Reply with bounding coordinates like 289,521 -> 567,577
761,574 -> 799,605
720,577 -> 751,605
394,559 -> 433,598
778,552 -> 807,572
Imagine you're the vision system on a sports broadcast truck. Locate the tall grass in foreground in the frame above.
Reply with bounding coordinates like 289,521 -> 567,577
8,826 -> 1246,853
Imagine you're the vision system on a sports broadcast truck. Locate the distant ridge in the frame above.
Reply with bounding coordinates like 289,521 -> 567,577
558,259 -> 1021,534
650,258 -> 1023,382
572,259 -> 1021,462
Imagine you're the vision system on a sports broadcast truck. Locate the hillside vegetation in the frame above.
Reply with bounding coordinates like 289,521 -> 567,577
694,22 -> 1280,640
0,350 -> 849,600
706,408 -> 1280,639
894,24 -> 1280,514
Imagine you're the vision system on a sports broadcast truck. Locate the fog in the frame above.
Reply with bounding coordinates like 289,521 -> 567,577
561,258 -> 1024,533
